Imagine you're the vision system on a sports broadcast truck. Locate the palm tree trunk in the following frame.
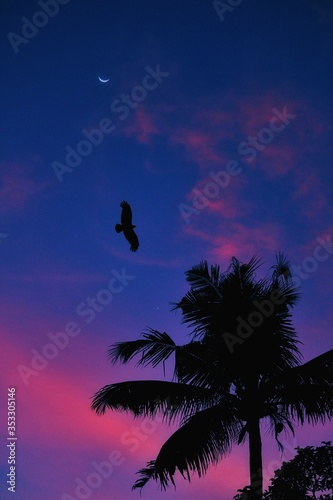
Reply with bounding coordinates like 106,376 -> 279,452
248,418 -> 263,499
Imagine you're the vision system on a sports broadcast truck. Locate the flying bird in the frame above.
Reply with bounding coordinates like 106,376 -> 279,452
115,201 -> 139,252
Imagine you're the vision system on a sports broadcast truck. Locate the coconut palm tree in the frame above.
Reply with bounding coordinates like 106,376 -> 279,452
91,254 -> 333,499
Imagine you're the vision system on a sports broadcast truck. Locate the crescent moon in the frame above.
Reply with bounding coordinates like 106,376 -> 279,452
98,76 -> 110,83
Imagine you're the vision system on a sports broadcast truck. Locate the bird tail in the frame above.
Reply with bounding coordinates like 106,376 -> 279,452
115,224 -> 123,233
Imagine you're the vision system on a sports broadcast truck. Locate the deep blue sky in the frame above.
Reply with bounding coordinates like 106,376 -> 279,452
1,1 -> 333,499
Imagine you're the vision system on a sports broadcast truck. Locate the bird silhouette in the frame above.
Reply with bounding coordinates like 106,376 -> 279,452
115,201 -> 139,252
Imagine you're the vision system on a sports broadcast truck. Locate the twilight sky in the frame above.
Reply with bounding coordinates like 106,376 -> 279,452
1,1 -> 333,499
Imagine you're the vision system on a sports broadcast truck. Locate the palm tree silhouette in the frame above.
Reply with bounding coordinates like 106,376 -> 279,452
91,254 -> 333,499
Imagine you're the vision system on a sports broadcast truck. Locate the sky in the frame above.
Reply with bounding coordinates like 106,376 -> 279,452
1,0 -> 333,499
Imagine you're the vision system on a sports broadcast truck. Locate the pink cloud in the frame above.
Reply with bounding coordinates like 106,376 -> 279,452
1,334 -> 186,497
248,142 -> 299,176
214,222 -> 281,257
122,107 -> 160,145
205,198 -> 247,219
193,106 -> 236,131
235,92 -> 299,136
297,225 -> 333,257
183,221 -> 282,263
0,162 -> 49,212
292,171 -> 328,219
293,111 -> 330,143
183,172 -> 248,219
1,331 -> 173,456
114,91 -> 329,186
169,127 -> 228,169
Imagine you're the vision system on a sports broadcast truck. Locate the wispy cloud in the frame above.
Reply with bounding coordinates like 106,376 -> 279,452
292,171 -> 328,220
184,221 -> 282,263
113,89 -> 330,197
0,162 -> 49,212
252,143 -> 299,175
122,107 -> 160,145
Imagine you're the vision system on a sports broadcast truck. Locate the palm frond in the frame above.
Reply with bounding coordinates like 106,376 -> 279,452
91,379 -> 218,424
183,260 -> 221,295
267,350 -> 333,425
174,341 -> 218,387
172,290 -> 221,338
275,281 -> 300,308
171,261 -> 223,337
237,423 -> 248,445
131,460 -> 175,491
271,252 -> 292,283
90,254 -> 333,497
132,402 -> 243,491
257,314 -> 303,371
265,412 -> 295,453
174,340 -> 235,392
108,329 -> 176,368
227,255 -> 263,287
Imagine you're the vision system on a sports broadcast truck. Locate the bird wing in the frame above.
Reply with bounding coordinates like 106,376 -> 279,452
120,201 -> 132,226
123,227 -> 139,252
